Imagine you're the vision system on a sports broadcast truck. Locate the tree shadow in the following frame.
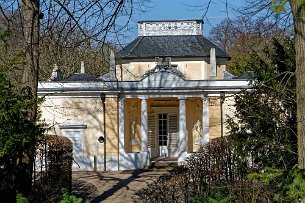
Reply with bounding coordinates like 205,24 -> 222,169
91,169 -> 144,203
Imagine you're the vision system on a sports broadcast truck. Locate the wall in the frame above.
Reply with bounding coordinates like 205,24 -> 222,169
117,60 -> 226,81
222,95 -> 237,136
186,98 -> 203,152
209,97 -> 222,140
124,98 -> 141,152
103,97 -> 120,170
40,96 -> 104,170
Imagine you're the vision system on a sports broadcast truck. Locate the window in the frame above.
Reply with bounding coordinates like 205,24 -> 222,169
158,114 -> 167,146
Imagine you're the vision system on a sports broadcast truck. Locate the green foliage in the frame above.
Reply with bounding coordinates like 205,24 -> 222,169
247,167 -> 283,184
16,193 -> 29,203
0,29 -> 11,52
228,38 -> 297,170
246,168 -> 305,202
60,188 -> 89,203
0,28 -> 45,200
271,0 -> 288,13
193,187 -> 233,203
274,169 -> 305,202
227,53 -> 253,75
0,73 -> 40,159
0,72 -> 44,199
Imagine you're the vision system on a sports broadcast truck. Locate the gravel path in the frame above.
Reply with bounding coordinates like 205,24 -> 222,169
72,168 -> 172,203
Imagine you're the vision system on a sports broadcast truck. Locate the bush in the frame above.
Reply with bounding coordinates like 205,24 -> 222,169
136,137 -> 305,202
136,137 -> 247,202
16,193 -> 29,203
193,186 -> 233,203
31,135 -> 73,202
60,188 -> 89,203
248,168 -> 305,202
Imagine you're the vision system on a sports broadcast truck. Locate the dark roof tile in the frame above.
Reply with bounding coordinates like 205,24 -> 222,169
117,35 -> 229,59
63,73 -> 98,82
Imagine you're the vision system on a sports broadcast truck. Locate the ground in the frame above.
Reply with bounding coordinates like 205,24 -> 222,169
72,167 -> 172,203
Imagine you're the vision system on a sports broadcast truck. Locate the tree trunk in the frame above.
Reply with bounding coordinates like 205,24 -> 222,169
21,0 -> 39,98
290,1 -> 305,169
18,0 -> 40,197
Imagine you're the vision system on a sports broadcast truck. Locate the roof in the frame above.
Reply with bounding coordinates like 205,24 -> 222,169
63,73 -> 98,82
117,35 -> 230,59
224,71 -> 235,80
234,71 -> 256,79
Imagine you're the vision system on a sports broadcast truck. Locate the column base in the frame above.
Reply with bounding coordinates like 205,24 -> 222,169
119,151 -> 150,170
178,151 -> 187,165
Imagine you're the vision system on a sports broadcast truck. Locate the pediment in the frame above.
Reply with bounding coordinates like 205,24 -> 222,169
140,69 -> 185,88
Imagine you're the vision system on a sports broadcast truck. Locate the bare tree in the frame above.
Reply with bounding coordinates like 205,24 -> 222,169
208,15 -> 292,75
208,16 -> 291,54
0,0 -> 146,84
0,0 -> 146,199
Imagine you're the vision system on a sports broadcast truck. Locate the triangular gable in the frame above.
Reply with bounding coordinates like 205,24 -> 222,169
140,70 -> 185,89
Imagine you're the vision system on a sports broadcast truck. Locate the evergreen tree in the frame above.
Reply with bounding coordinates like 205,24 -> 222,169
228,39 -> 297,170
0,29 -> 44,202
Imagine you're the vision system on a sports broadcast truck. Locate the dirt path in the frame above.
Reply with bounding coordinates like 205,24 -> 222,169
72,168 -> 172,203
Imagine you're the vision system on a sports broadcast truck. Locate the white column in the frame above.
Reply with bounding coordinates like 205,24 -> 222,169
178,97 -> 187,163
118,97 -> 125,170
202,95 -> 209,144
141,99 -> 148,152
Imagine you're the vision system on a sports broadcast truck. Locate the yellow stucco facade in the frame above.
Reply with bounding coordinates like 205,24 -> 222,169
117,60 -> 226,81
41,97 -> 104,157
38,19 -> 250,171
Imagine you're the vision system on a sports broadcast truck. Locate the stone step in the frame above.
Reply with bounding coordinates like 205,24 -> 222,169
149,157 -> 178,169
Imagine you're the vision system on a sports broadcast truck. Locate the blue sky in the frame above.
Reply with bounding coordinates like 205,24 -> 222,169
117,0 -> 246,43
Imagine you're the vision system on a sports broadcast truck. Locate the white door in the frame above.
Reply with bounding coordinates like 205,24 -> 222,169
157,113 -> 179,157
158,114 -> 168,157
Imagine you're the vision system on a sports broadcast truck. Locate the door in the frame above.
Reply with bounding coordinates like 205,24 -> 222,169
158,114 -> 168,157
157,113 -> 179,157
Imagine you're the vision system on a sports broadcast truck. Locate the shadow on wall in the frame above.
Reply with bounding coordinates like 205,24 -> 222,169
61,97 -> 147,171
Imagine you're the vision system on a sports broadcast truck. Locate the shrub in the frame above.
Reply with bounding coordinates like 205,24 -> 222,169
136,137 -> 247,202
16,193 -> 29,203
192,186 -> 233,203
31,135 -> 73,202
249,168 -> 305,202
60,188 -> 89,203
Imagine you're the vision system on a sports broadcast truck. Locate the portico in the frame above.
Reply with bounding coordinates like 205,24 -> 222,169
100,63 -> 248,170
117,97 -> 207,169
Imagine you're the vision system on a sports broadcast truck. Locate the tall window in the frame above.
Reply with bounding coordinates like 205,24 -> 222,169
159,114 -> 167,146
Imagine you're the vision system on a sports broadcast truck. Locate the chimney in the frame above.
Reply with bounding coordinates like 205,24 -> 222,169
81,61 -> 85,73
210,48 -> 217,77
109,50 -> 116,80
50,64 -> 63,81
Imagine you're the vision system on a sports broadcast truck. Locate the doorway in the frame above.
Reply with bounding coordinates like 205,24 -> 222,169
157,113 -> 179,157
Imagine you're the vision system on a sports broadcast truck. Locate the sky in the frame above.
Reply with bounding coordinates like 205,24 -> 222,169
116,0 -> 246,44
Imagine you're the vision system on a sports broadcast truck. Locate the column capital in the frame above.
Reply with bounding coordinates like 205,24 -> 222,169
179,96 -> 186,100
140,98 -> 147,102
139,96 -> 148,100
201,94 -> 209,102
118,98 -> 125,107
201,93 -> 208,98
